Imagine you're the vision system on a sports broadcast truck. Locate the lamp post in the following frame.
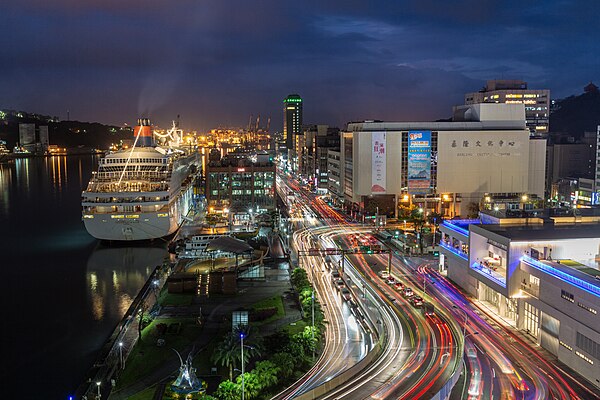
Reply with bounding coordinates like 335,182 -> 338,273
118,342 -> 124,370
240,333 -> 245,400
312,290 -> 315,360
96,381 -> 101,400
452,305 -> 469,338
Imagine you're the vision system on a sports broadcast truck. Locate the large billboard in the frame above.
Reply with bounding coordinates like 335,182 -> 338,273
408,130 -> 431,194
371,132 -> 386,193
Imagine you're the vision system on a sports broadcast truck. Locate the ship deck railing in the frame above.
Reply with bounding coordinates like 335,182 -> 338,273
85,183 -> 170,193
91,173 -> 172,182
82,205 -> 170,214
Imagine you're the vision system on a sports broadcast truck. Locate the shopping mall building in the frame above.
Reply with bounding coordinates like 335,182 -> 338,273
338,103 -> 546,217
439,212 -> 600,387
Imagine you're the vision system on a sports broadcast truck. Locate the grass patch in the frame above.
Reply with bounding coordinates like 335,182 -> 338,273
558,259 -> 585,267
250,295 -> 285,325
284,320 -> 309,335
126,386 -> 157,400
159,290 -> 194,306
116,317 -> 202,389
578,268 -> 600,277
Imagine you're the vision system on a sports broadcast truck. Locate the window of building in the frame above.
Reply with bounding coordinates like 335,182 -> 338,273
561,290 -> 574,303
578,302 -> 597,315
576,332 -> 600,362
560,341 -> 573,351
523,302 -> 539,338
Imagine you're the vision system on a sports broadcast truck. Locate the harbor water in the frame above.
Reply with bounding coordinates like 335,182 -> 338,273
0,156 -> 167,399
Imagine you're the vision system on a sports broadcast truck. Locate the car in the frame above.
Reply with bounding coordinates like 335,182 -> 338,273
394,282 -> 405,291
333,278 -> 345,289
423,302 -> 435,316
379,270 -> 390,279
331,269 -> 341,279
340,287 -> 352,301
386,276 -> 396,285
403,287 -> 414,298
411,296 -> 424,307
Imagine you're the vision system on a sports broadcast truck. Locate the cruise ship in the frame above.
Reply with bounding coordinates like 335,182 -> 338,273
82,118 -> 200,241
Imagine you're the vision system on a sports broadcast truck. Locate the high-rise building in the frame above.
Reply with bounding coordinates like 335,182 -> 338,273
465,80 -> 550,136
283,94 -> 303,150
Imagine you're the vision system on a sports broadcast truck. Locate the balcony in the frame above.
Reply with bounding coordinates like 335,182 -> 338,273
439,241 -> 468,260
471,262 -> 506,287
520,256 -> 600,299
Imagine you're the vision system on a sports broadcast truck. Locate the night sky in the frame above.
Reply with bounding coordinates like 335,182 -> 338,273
2,1 -> 599,131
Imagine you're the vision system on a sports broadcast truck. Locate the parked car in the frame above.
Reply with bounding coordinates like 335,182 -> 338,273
340,287 -> 352,301
331,270 -> 341,284
334,278 -> 345,290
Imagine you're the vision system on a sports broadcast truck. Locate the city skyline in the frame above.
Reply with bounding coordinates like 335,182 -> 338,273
2,1 -> 599,130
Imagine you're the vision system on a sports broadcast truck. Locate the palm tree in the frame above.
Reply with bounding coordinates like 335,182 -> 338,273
211,334 -> 239,381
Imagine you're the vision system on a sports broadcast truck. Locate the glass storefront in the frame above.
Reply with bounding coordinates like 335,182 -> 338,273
523,302 -> 539,339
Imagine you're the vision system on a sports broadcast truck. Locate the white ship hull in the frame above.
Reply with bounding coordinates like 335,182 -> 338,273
82,132 -> 199,241
84,210 -> 176,241
83,182 -> 196,241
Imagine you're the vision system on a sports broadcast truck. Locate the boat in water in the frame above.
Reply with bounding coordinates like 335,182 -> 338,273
82,118 -> 200,241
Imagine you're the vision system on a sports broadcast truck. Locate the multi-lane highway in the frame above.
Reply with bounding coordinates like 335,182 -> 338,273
276,170 -> 600,399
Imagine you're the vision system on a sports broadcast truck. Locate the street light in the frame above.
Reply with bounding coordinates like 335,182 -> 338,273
96,381 -> 101,400
452,305 -> 468,337
118,342 -> 124,370
240,333 -> 245,400
311,291 -> 315,360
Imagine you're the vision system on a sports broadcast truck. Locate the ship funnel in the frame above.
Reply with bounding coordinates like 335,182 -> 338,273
134,117 -> 155,147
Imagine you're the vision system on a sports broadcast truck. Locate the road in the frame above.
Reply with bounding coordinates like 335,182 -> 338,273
276,169 -> 600,399
275,172 -> 463,399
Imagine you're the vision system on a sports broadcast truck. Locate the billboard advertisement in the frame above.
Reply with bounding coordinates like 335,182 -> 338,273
371,131 -> 386,193
408,130 -> 431,194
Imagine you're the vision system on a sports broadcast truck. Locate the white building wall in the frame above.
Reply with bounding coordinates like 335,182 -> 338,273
528,138 -> 547,198
437,129 -> 530,194
522,269 -> 600,387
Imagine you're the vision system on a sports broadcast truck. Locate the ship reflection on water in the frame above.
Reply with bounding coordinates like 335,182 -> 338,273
86,243 -> 167,323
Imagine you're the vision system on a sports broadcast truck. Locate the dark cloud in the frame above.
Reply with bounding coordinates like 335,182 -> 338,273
0,1 -> 598,131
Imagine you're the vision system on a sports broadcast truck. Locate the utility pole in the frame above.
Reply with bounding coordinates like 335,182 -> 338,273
312,291 -> 315,360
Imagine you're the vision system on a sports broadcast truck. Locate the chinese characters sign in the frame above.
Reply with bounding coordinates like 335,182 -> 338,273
408,130 -> 431,194
371,131 -> 386,193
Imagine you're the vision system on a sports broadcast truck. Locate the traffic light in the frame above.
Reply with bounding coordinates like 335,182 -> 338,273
433,250 -> 439,257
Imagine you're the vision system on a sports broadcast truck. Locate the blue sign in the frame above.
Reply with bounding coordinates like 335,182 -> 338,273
408,130 -> 431,194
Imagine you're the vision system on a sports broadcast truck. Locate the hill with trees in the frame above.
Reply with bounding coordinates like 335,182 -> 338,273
0,110 -> 132,149
550,83 -> 600,139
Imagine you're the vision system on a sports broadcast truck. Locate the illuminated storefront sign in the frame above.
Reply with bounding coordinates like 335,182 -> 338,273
371,131 -> 386,193
408,130 -> 431,194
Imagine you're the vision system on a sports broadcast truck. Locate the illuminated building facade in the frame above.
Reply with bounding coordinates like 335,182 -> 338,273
339,103 -> 546,217
205,152 -> 276,213
465,80 -> 550,136
439,213 -> 600,388
283,94 -> 303,150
